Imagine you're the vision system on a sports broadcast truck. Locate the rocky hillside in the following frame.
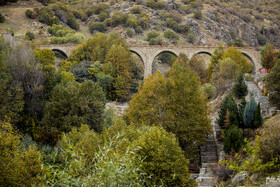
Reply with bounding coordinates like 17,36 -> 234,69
1,0 -> 280,47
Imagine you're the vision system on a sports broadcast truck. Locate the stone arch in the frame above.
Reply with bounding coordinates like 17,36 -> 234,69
130,49 -> 144,64
241,52 -> 256,73
52,49 -> 68,59
194,51 -> 212,57
152,50 -> 178,74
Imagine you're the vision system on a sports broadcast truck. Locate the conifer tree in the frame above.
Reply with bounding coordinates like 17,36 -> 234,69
233,73 -> 248,99
253,103 -> 263,129
243,97 -> 257,129
217,95 -> 239,129
224,125 -> 243,153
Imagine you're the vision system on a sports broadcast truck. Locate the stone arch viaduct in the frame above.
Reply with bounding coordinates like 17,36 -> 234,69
39,44 -> 262,77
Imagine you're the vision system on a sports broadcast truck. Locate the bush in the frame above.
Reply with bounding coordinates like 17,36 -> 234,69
193,11 -> 203,19
89,21 -> 107,33
146,31 -> 159,41
25,31 -> 35,41
166,18 -> 179,31
187,33 -> 196,44
164,29 -> 179,43
66,15 -> 80,30
257,34 -> 267,46
134,26 -> 143,34
204,83 -> 216,99
149,36 -> 162,45
126,28 -> 134,37
0,13 -> 4,23
25,9 -> 36,19
130,6 -> 142,14
224,126 -> 243,153
126,17 -> 140,29
38,7 -> 59,26
146,0 -> 165,9
134,126 -> 195,186
234,38 -> 244,47
98,11 -> 109,22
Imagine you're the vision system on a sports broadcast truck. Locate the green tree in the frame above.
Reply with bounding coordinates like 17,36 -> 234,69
134,126 -> 195,186
42,80 -> 106,132
266,61 -> 280,108
243,97 -> 257,129
261,43 -> 278,70
233,73 -> 248,99
224,125 -> 243,153
125,59 -> 211,150
216,95 -> 239,129
208,45 -> 224,79
254,102 -> 263,129
211,57 -> 240,92
222,46 -> 252,73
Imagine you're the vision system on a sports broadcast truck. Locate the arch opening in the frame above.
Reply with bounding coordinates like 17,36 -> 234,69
241,52 -> 256,73
192,51 -> 212,69
129,50 -> 145,93
52,49 -> 68,59
152,50 -> 178,75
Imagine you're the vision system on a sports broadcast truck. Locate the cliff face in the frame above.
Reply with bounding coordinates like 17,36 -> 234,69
1,0 -> 279,47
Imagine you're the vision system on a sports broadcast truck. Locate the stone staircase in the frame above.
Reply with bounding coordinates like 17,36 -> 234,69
196,134 -> 218,187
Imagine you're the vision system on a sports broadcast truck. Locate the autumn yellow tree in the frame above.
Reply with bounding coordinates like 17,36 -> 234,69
125,59 -> 211,151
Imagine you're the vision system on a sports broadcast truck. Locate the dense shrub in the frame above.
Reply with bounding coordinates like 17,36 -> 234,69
187,32 -> 196,43
146,0 -> 165,9
224,125 -> 243,153
66,15 -> 80,30
126,28 -> 134,37
130,6 -> 142,14
24,31 -> 35,41
25,9 -> 37,19
134,126 -> 195,186
166,18 -> 179,31
89,21 -> 107,33
146,31 -> 159,41
149,36 -> 163,45
48,24 -> 84,44
193,11 -> 203,19
0,13 -> 5,23
38,7 -> 60,26
204,83 -> 216,99
98,11 -> 109,22
164,29 -> 179,43
257,34 -> 267,46
135,26 -> 143,34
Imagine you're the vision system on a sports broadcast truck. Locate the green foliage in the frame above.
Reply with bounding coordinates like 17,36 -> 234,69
265,61 -> 280,109
204,83 -> 216,99
187,32 -> 196,44
131,6 -> 142,14
146,0 -> 165,9
217,95 -> 239,129
224,125 -> 243,153
134,126 -> 195,186
0,120 -> 47,186
25,9 -> 37,19
89,21 -> 107,33
126,28 -> 134,37
233,73 -> 248,99
157,52 -> 177,66
48,24 -> 84,44
221,115 -> 280,175
243,97 -> 257,129
125,59 -> 211,151
24,31 -> 35,41
189,56 -> 208,83
42,80 -> 106,133
193,11 -> 203,19
208,45 -> 225,79
222,46 -> 252,73
261,43 -> 278,70
257,34 -> 268,46
254,103 -> 263,129
164,29 -> 179,43
0,13 -> 4,23
211,57 -> 240,92
38,7 -> 59,26
66,15 -> 80,30
146,31 -> 159,41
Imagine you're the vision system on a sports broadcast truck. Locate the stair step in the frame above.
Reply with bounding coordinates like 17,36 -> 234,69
201,156 -> 218,163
